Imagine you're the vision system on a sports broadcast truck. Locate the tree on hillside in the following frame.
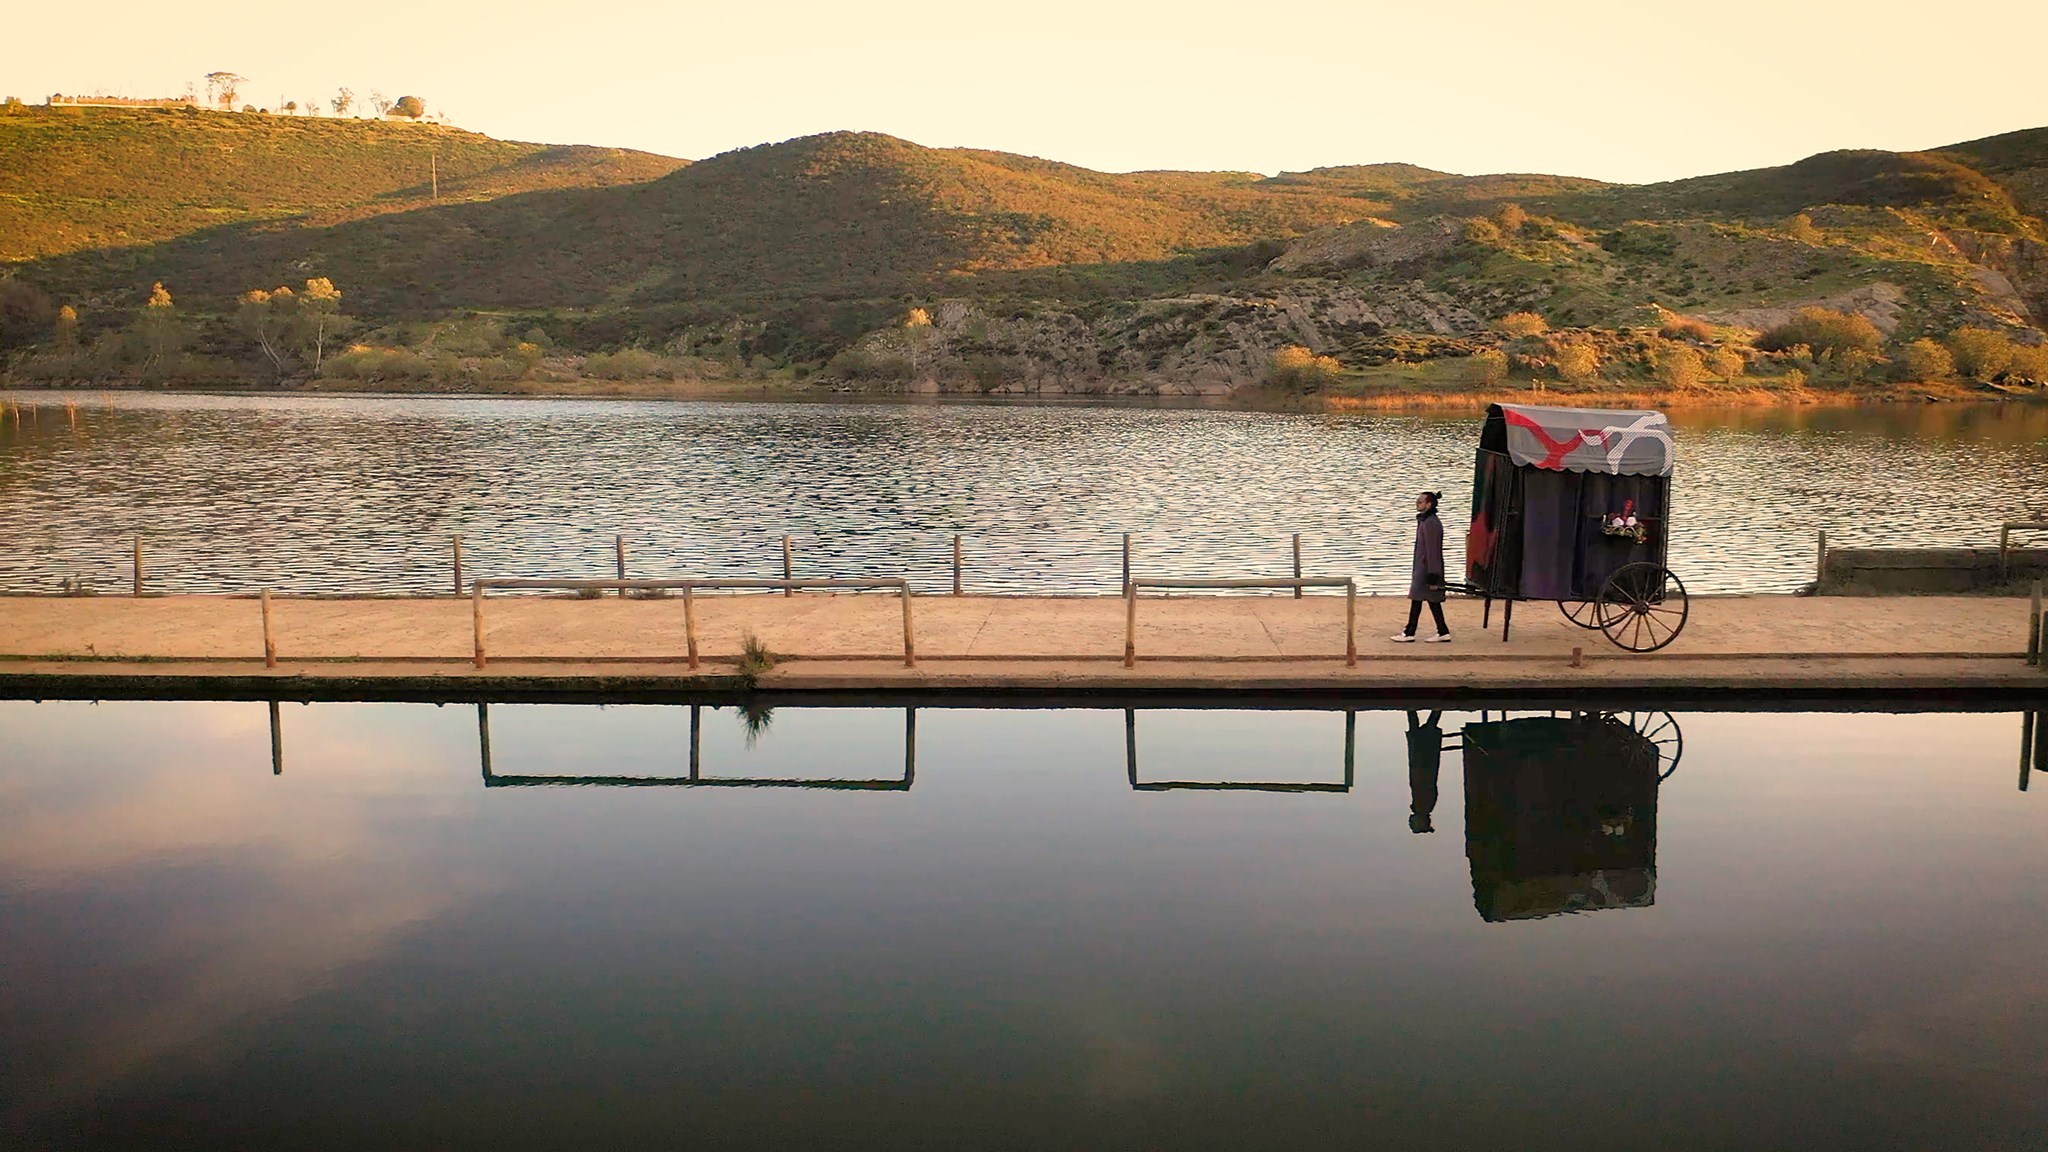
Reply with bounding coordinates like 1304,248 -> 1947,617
331,87 -> 354,117
0,280 -> 56,350
204,72 -> 246,111
1899,337 -> 1955,383
370,90 -> 392,117
297,278 -> 350,372
55,305 -> 78,350
392,95 -> 425,120
1757,307 -> 1881,358
1945,327 -> 2014,381
1549,339 -> 1601,383
237,287 -> 297,377
133,284 -> 182,378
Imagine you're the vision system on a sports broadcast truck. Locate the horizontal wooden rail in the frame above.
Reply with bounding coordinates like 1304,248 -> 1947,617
2000,522 -> 2048,578
1125,577 -> 1356,669
472,577 -> 916,670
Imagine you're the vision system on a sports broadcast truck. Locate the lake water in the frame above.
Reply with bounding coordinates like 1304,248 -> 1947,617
4,391 -> 2048,596
3,699 -> 2045,1149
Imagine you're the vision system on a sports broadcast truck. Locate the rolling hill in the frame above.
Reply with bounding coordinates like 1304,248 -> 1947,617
2,105 -> 2045,395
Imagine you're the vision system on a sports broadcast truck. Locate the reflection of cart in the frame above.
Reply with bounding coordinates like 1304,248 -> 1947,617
1460,712 -> 1673,922
1464,403 -> 1688,652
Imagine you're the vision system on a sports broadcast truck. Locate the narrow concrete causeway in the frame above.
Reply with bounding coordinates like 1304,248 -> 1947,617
3,593 -> 2044,701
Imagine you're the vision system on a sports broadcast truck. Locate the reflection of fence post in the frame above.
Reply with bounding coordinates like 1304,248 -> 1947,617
472,582 -> 487,669
1345,581 -> 1357,667
1293,534 -> 1303,598
268,696 -> 284,774
683,584 -> 699,669
2023,711 -> 2038,792
1124,708 -> 1138,787
953,534 -> 963,596
133,535 -> 144,596
1343,710 -> 1356,787
452,534 -> 464,597
688,704 -> 701,780
260,588 -> 277,668
900,582 -> 916,667
478,703 -> 492,780
905,707 -> 917,786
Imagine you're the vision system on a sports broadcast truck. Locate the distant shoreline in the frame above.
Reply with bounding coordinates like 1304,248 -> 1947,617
0,374 -> 2030,412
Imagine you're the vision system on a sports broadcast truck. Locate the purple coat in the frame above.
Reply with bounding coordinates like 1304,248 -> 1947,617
1410,512 -> 1446,602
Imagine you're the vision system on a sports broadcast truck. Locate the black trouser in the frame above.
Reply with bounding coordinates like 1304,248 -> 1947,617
1406,599 -> 1448,636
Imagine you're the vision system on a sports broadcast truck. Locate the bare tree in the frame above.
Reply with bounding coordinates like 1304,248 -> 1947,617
370,90 -> 392,117
204,72 -> 246,111
331,87 -> 354,117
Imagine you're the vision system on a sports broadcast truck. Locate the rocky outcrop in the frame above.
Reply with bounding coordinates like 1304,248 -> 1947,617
831,284 -> 1486,396
1267,217 -> 1461,273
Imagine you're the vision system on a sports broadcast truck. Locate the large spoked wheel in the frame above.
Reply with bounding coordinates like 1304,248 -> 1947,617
1558,600 -> 1602,630
1620,711 -> 1685,780
1596,563 -> 1689,653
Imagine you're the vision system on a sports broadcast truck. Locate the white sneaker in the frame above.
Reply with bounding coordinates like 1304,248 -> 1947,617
1390,633 -> 1417,643
1423,633 -> 1452,643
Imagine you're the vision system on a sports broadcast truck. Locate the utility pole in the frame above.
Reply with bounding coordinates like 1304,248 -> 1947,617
430,152 -> 438,201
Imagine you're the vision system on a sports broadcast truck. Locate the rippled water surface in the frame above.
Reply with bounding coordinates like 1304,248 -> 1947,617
4,391 -> 2048,594
3,701 -> 2044,1149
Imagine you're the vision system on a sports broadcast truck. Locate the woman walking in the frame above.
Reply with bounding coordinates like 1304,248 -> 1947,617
1394,491 -> 1451,643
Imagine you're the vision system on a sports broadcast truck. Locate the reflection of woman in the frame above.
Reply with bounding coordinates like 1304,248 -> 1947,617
1394,491 -> 1451,642
1405,710 -> 1443,833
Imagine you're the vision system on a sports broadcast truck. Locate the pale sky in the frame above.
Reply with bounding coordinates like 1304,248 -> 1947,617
10,0 -> 2046,185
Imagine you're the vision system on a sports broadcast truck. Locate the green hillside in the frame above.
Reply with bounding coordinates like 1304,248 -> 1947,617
2,110 -> 2045,398
0,105 -> 684,260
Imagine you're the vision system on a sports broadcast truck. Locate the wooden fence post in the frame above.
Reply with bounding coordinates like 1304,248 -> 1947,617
684,584 -> 699,670
472,581 -> 487,670
953,534 -> 963,596
1816,530 -> 1828,585
1345,581 -> 1357,667
132,535 -> 144,596
1293,534 -> 1303,598
1124,581 -> 1138,668
615,534 -> 627,596
2032,580 -> 2043,667
452,534 -> 464,597
900,582 -> 917,668
783,535 -> 794,597
260,588 -> 277,668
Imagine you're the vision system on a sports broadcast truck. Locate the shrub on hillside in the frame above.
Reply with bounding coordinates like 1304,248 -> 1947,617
1548,339 -> 1601,383
1898,338 -> 1955,383
1492,312 -> 1548,339
1708,346 -> 1746,380
1945,327 -> 2014,381
1470,348 -> 1509,386
1265,345 -> 1343,392
1493,203 -> 1530,234
1756,307 -> 1882,358
1659,314 -> 1715,342
830,346 -> 915,382
320,345 -> 435,381
582,348 -> 665,379
1654,342 -> 1707,389
2006,344 -> 2048,385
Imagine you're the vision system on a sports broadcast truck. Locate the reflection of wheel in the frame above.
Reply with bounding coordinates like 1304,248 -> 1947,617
1596,563 -> 1688,653
1558,600 -> 1602,630
1620,711 -> 1684,780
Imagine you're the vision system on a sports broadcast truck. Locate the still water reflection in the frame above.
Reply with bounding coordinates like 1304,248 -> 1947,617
4,392 -> 2048,595
3,701 -> 2045,1149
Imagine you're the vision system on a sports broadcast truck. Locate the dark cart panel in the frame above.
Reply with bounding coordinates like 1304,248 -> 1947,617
1459,404 -> 1685,652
